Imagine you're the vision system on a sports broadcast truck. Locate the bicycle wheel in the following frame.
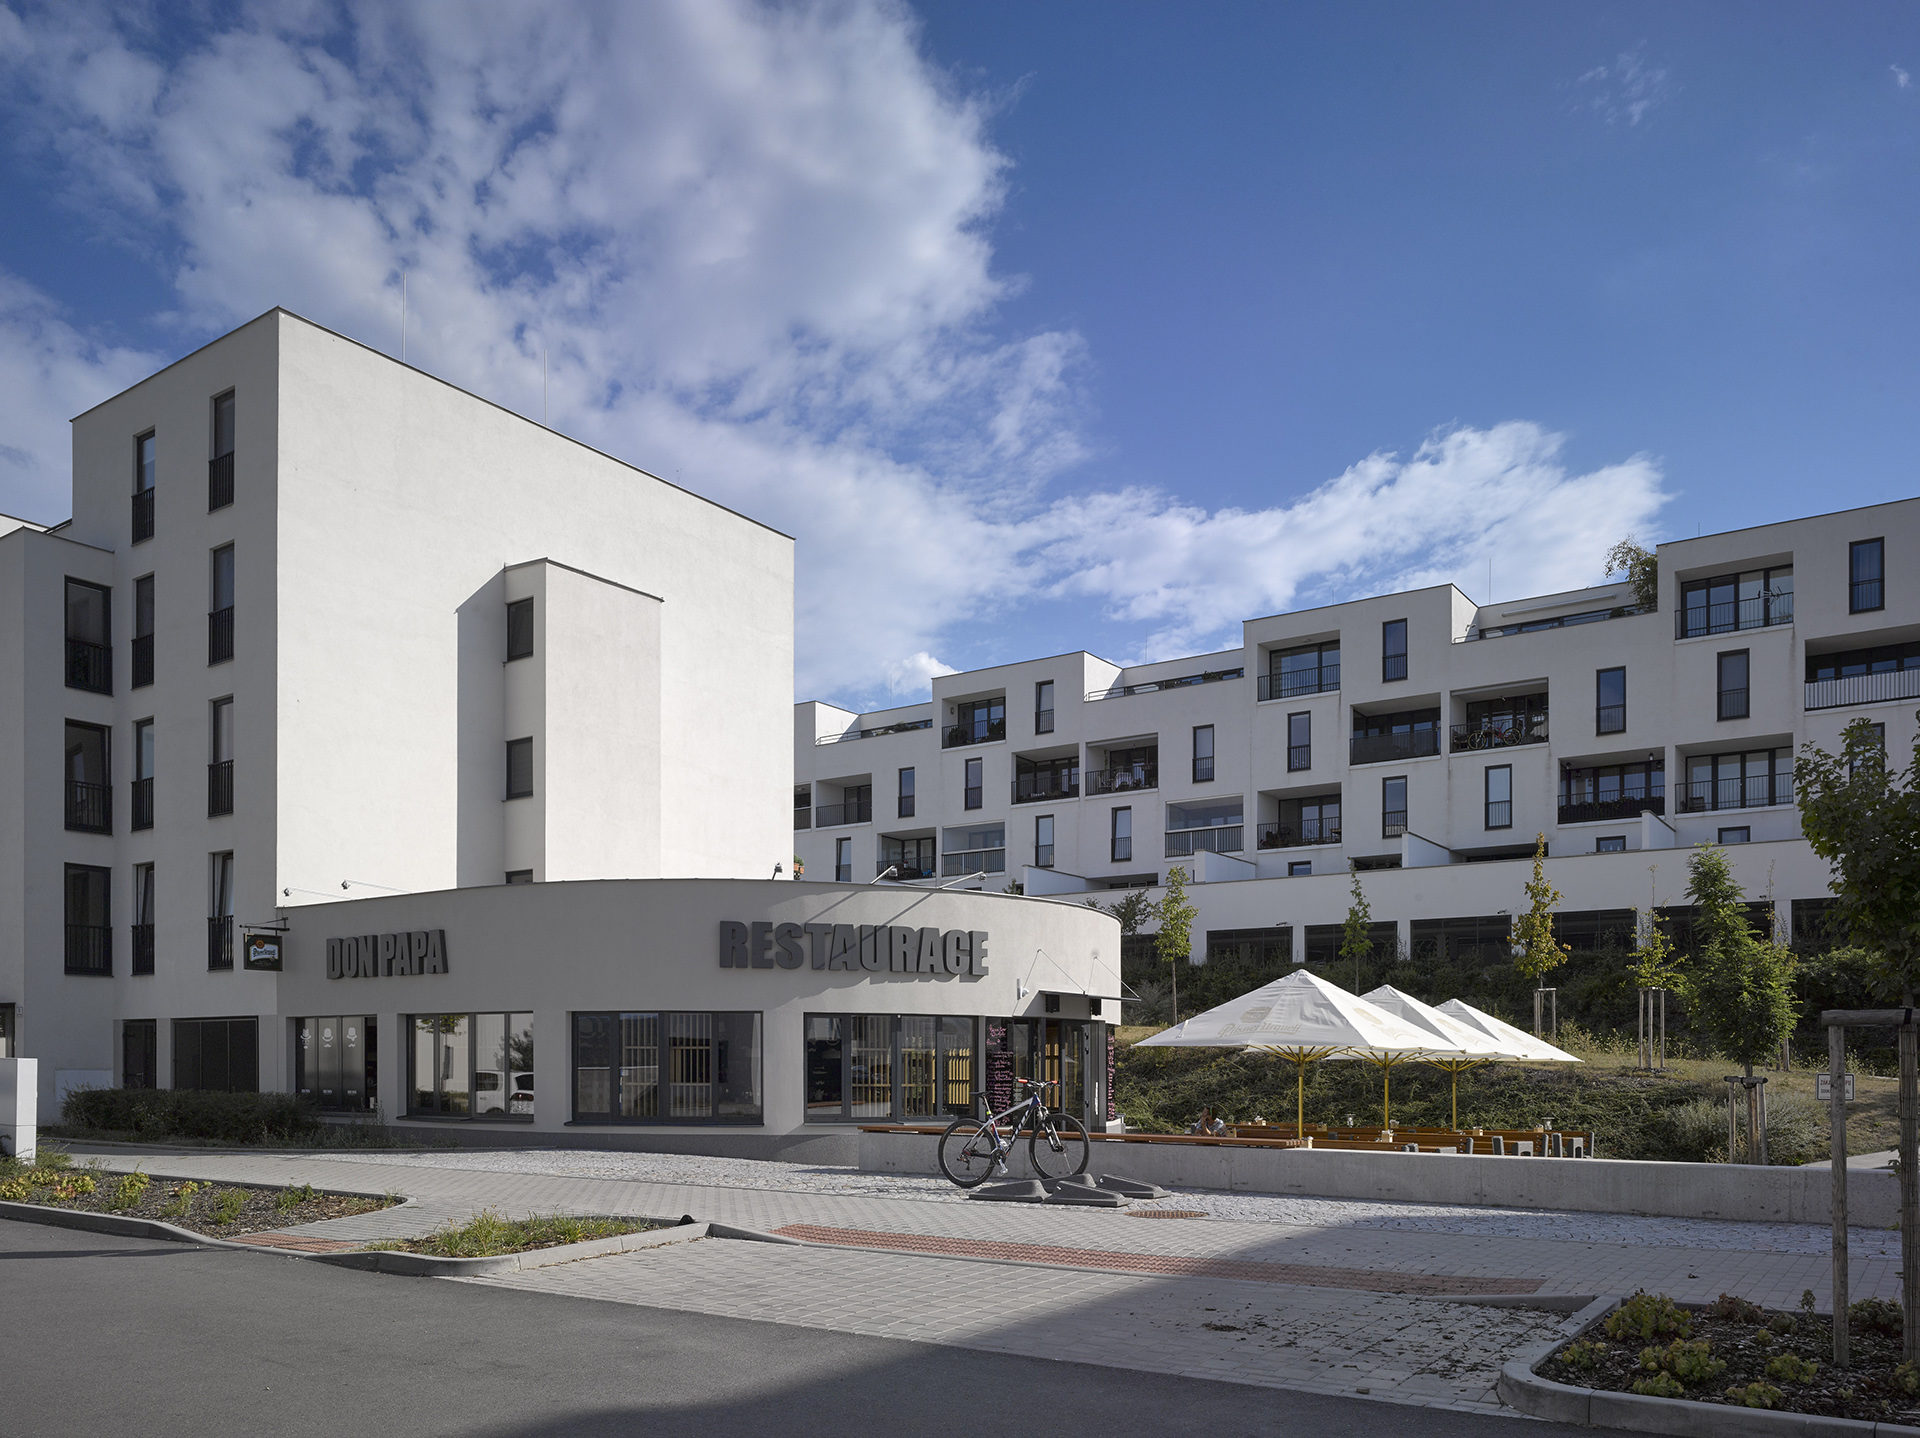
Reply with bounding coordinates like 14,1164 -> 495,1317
938,1116 -> 1001,1188
1029,1113 -> 1090,1181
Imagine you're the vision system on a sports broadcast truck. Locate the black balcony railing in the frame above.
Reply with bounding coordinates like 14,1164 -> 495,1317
209,452 -> 235,510
208,915 -> 233,970
1677,776 -> 1792,814
131,923 -> 155,976
879,861 -> 937,881
943,718 -> 1006,748
65,780 -> 112,833
1675,593 -> 1794,638
1559,793 -> 1665,824
66,639 -> 112,694
1851,578 -> 1884,614
65,923 -> 112,976
1035,844 -> 1054,868
1805,669 -> 1920,711
941,849 -> 1006,877
131,487 -> 155,543
1086,763 -> 1157,796
132,777 -> 153,831
209,606 -> 234,664
1257,819 -> 1341,849
1485,800 -> 1513,829
1383,653 -> 1408,682
1087,667 -> 1243,702
1449,714 -> 1548,752
208,760 -> 233,817
1382,811 -> 1408,838
1595,703 -> 1625,734
793,809 -> 811,830
814,800 -> 871,827
814,718 -> 934,745
1165,825 -> 1244,858
1012,774 -> 1078,804
1034,709 -> 1055,734
1717,687 -> 1749,721
1349,728 -> 1440,765
1287,744 -> 1310,771
132,633 -> 153,688
1258,667 -> 1339,701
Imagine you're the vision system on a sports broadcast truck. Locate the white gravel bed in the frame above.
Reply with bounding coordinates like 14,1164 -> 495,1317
316,1146 -> 1898,1258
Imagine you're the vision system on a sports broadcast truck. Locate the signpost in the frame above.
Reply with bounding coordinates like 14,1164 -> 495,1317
1816,1071 -> 1856,1104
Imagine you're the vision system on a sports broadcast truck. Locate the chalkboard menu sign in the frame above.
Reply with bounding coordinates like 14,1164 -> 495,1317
1106,1028 -> 1116,1123
984,1021 -> 1014,1117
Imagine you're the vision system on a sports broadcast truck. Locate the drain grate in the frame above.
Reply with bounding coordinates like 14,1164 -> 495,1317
1125,1208 -> 1207,1219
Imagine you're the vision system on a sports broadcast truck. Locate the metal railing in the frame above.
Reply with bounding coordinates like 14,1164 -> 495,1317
1034,709 -> 1055,733
1287,744 -> 1310,771
1382,811 -> 1407,838
1677,776 -> 1792,814
1851,578 -> 1884,613
1165,825 -> 1244,857
1012,773 -> 1078,804
132,633 -> 153,688
209,606 -> 234,664
1558,793 -> 1664,824
814,800 -> 871,827
1459,603 -> 1650,643
1086,763 -> 1157,796
1805,668 -> 1920,711
208,760 -> 234,817
793,809 -> 811,830
1383,653 -> 1408,682
65,924 -> 111,976
880,861 -> 937,881
1087,667 -> 1242,702
941,849 -> 1006,877
1257,667 -> 1339,701
66,639 -> 112,694
1675,593 -> 1793,638
132,777 -> 153,831
1349,728 -> 1440,765
65,780 -> 112,833
943,718 -> 1006,748
1595,703 -> 1625,734
1485,800 -> 1513,829
132,923 -> 154,976
209,452 -> 235,510
1035,844 -> 1054,868
208,914 -> 233,970
815,718 -> 934,745
132,487 -> 155,543
1716,687 -> 1749,721
1257,820 -> 1340,849
1449,714 -> 1547,752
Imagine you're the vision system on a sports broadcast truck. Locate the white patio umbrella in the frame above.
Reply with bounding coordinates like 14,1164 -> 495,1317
1363,985 -> 1509,1130
1436,998 -> 1583,1065
1140,969 -> 1452,1134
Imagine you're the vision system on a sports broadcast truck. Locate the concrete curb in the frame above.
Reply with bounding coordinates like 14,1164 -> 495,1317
0,1195 -> 417,1254
308,1220 -> 712,1276
1496,1296 -> 1920,1435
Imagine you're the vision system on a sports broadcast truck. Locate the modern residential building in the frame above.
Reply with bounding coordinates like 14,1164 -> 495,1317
796,498 -> 1918,969
0,308 -> 1118,1153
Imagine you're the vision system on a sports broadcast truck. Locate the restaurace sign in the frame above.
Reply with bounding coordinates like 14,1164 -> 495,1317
719,921 -> 988,978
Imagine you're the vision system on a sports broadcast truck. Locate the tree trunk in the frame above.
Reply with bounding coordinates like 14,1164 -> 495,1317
1830,1021 -> 1850,1370
1901,1020 -> 1918,1364
1170,962 -> 1179,1028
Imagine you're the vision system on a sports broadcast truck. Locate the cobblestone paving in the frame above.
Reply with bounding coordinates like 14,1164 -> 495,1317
314,1145 -> 1902,1259
464,1235 -> 1575,1414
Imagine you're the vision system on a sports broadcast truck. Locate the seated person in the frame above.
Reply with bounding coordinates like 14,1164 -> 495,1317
1187,1107 -> 1228,1136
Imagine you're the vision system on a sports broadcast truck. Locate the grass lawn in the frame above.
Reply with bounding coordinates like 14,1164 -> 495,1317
366,1209 -> 660,1258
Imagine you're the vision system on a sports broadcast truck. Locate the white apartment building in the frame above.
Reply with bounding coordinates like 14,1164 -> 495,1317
796,498 -> 1918,968
0,308 -> 1117,1153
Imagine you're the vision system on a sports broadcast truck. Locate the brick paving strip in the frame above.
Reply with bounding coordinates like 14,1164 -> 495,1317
768,1222 -> 1543,1296
224,1232 -> 361,1254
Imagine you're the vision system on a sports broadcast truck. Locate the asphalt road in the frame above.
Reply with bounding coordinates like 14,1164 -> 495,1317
0,1218 -> 1617,1437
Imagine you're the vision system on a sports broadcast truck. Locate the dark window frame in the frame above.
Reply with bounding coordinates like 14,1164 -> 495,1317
1381,618 -> 1408,683
505,737 -> 534,799
123,1018 -> 158,1089
1717,826 -> 1753,845
963,756 -> 983,811
505,597 -> 534,661
572,1010 -> 763,1125
1191,724 -> 1215,784
801,1011 -> 977,1125
1595,835 -> 1627,853
505,870 -> 533,885
1596,666 -> 1626,734
898,766 -> 915,819
406,1011 -> 535,1121
1484,764 -> 1513,830
65,718 -> 112,834
132,431 -> 156,543
64,577 -> 113,695
64,862 -> 113,976
1381,776 -> 1407,838
1035,813 -> 1054,869
1287,860 -> 1311,877
1034,680 -> 1054,735
172,1016 -> 257,1093
1287,711 -> 1310,771
208,391 -> 235,511
835,837 -> 852,883
1716,649 -> 1751,721
1111,806 -> 1132,863
1851,537 -> 1885,613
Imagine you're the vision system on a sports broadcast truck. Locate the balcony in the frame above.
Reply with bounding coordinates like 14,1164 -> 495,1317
1165,825 -> 1243,858
943,718 -> 1005,749
1806,668 -> 1920,711
1258,667 -> 1339,702
1035,708 -> 1055,733
1852,578 -> 1884,613
793,808 -> 811,830
1088,666 -> 1243,702
1677,776 -> 1793,815
1349,728 -> 1440,765
1461,603 -> 1649,643
1450,713 -> 1548,753
131,487 -> 154,543
65,924 -> 111,976
209,452 -> 234,510
132,633 -> 153,688
1086,762 -> 1157,796
208,760 -> 234,817
1257,819 -> 1340,849
208,915 -> 233,970
941,848 -> 1006,877
209,606 -> 234,665
1559,793 -> 1665,824
1675,593 -> 1794,639
131,923 -> 154,976
878,861 -> 936,881
132,777 -> 153,830
66,639 -> 112,694
814,799 -> 872,827
1717,687 -> 1749,721
1382,810 -> 1408,838
1012,772 -> 1078,804
815,718 -> 934,746
65,780 -> 112,834
1485,800 -> 1513,829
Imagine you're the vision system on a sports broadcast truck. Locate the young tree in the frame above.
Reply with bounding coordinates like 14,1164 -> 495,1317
1628,910 -> 1682,1070
1155,866 -> 1197,1025
1339,862 -> 1374,991
1511,834 -> 1571,1032
1101,889 -> 1158,945
1681,845 -> 1798,1160
1603,536 -> 1659,610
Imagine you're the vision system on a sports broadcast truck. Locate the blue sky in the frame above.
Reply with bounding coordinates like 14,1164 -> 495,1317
0,2 -> 1914,707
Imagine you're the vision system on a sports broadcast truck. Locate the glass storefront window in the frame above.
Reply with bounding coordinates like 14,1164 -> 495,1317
805,1013 -> 979,1123
408,1013 -> 530,1120
805,1015 -> 843,1120
571,1011 -> 763,1125
294,1015 -> 377,1112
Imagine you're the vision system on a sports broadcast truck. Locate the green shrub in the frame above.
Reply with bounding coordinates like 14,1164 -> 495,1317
61,1088 -> 323,1144
1724,1381 -> 1783,1408
1764,1354 -> 1817,1384
275,1182 -> 319,1213
1706,1293 -> 1765,1324
1560,1339 -> 1608,1371
158,1181 -> 200,1219
1639,1339 -> 1724,1385
1849,1297 -> 1903,1337
1766,1312 -> 1797,1336
1895,1360 -> 1920,1395
1629,1372 -> 1684,1398
1605,1292 -> 1691,1343
106,1171 -> 150,1211
206,1188 -> 247,1225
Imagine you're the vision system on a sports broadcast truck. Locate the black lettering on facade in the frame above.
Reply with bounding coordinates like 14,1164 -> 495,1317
424,930 -> 446,974
803,922 -> 834,970
916,927 -> 942,975
719,921 -> 748,968
969,931 -> 990,977
750,921 -> 776,969
887,926 -> 914,973
942,930 -> 968,976
774,923 -> 806,969
827,924 -> 858,970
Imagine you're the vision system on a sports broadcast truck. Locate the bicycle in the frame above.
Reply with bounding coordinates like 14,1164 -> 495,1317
937,1077 -> 1090,1187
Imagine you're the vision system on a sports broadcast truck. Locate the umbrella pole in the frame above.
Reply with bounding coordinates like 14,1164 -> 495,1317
1296,1061 -> 1305,1139
1383,1061 -> 1391,1131
1452,1069 -> 1459,1131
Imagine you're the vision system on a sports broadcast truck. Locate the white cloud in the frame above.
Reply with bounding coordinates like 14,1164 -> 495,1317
1894,64 -> 1912,89
0,1 -> 1674,708
1576,45 -> 1674,127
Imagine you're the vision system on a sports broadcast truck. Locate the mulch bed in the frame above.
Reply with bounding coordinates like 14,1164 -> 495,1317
3,1170 -> 396,1238
1542,1294 -> 1920,1425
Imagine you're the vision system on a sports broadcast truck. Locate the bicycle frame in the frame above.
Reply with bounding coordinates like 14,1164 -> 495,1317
968,1083 -> 1063,1161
